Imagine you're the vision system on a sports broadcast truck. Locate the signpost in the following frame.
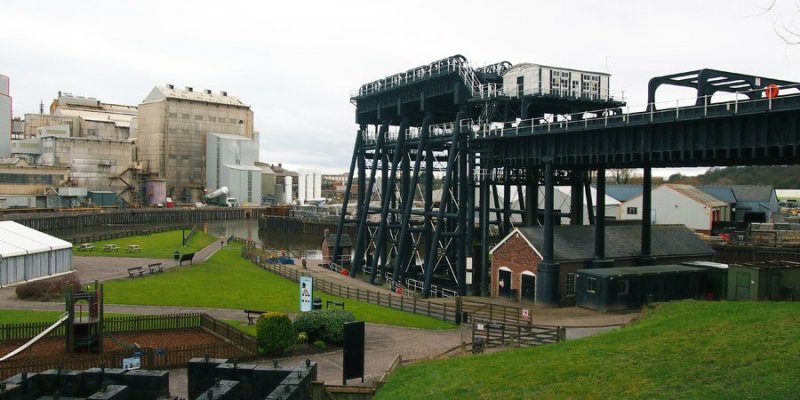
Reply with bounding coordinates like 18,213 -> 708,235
300,276 -> 313,312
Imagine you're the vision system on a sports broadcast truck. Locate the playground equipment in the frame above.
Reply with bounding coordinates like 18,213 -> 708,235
0,312 -> 68,362
0,281 -> 104,362
65,281 -> 104,353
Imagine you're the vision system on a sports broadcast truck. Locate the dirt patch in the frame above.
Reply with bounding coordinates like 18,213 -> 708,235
0,329 -> 223,361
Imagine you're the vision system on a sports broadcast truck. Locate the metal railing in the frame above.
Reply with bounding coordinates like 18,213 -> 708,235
468,83 -> 800,139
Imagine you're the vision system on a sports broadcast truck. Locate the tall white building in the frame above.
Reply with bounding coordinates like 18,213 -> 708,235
206,132 -> 261,205
0,74 -> 11,158
297,169 -> 322,204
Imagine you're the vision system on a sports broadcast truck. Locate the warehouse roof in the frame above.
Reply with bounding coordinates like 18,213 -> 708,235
0,221 -> 72,257
142,86 -> 248,107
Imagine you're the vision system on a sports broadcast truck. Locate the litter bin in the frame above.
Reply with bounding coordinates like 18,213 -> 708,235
174,251 -> 180,261
312,297 -> 322,310
472,337 -> 485,354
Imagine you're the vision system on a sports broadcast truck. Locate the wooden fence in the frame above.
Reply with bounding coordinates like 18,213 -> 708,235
471,320 -> 564,351
67,225 -> 190,245
0,313 -> 259,379
236,240 -> 459,323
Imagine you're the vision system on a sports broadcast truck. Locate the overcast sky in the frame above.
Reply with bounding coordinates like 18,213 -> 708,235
3,0 -> 799,177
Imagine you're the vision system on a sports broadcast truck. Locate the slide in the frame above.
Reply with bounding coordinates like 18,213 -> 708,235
0,312 -> 69,362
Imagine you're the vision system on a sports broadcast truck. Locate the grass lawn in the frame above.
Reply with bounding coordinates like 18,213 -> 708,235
102,245 -> 454,330
73,230 -> 219,259
375,300 -> 800,400
0,310 -> 132,325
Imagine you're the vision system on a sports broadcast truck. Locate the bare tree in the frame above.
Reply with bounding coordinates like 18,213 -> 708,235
610,169 -> 633,184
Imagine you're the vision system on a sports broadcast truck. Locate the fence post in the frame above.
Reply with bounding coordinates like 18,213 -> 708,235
558,326 -> 567,342
455,297 -> 462,324
413,297 -> 417,314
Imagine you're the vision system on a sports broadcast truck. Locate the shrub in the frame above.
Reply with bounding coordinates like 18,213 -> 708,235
293,310 -> 355,345
297,332 -> 308,344
256,312 -> 295,355
313,339 -> 326,350
15,274 -> 82,301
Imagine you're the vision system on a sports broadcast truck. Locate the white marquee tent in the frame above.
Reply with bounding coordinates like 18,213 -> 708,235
0,221 -> 73,286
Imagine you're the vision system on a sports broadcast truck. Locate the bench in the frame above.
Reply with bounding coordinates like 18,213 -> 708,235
244,310 -> 266,325
77,243 -> 95,251
126,244 -> 141,253
104,244 -> 119,252
179,252 -> 195,266
127,266 -> 144,278
147,263 -> 164,274
326,300 -> 345,310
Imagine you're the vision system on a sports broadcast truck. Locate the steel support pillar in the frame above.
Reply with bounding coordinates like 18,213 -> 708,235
333,126 -> 364,266
422,112 -> 464,298
370,121 -> 407,284
592,168 -> 614,268
479,158 -> 491,297
639,166 -> 656,265
570,170 -> 584,225
536,160 -> 560,306
393,117 -> 431,282
351,122 -> 387,276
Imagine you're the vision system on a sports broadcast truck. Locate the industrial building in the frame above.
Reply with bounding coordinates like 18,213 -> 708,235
618,184 -> 731,234
0,220 -> 73,286
0,74 -> 11,158
0,158 -> 70,208
297,169 -> 322,204
23,92 -> 137,140
205,132 -> 261,205
137,85 -> 254,203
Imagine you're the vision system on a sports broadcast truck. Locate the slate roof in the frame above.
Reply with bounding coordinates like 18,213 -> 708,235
576,264 -> 704,278
728,185 -> 775,202
697,186 -> 737,204
604,185 -> 642,202
512,224 -> 713,262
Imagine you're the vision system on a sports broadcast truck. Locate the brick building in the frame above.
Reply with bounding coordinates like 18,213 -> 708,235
489,225 -> 713,304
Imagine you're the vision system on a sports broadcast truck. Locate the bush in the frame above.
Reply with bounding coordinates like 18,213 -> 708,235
313,339 -> 326,350
256,312 -> 295,355
15,274 -> 81,301
297,332 -> 308,344
293,310 -> 355,345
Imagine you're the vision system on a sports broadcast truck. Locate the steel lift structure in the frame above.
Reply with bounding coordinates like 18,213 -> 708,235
334,54 -> 800,304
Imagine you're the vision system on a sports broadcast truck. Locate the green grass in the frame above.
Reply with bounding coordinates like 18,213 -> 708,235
102,245 -> 454,330
0,310 -> 132,324
73,230 -> 219,258
375,301 -> 800,400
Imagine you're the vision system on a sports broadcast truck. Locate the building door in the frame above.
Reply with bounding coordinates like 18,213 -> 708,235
521,273 -> 536,302
516,76 -> 524,97
735,271 -> 751,300
498,268 -> 512,298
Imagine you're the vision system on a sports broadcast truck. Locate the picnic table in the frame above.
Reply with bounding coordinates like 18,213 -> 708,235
103,244 -> 119,252
77,243 -> 95,251
126,244 -> 142,253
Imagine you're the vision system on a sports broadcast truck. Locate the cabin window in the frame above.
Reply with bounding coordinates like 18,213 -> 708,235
627,207 -> 638,215
617,279 -> 630,295
587,278 -> 597,293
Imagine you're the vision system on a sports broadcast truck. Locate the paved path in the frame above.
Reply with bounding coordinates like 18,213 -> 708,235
0,239 -> 639,397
